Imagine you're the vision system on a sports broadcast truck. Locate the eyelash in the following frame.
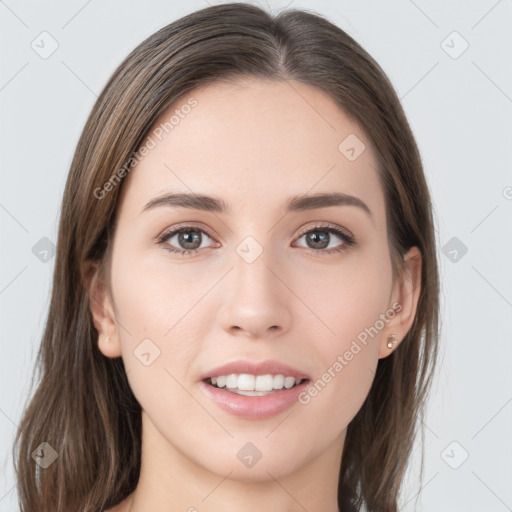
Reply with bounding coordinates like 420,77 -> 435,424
156,223 -> 356,257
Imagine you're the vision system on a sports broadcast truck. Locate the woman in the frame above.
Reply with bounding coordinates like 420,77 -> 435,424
13,3 -> 440,511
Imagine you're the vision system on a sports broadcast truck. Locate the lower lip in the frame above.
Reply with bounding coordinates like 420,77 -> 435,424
199,379 -> 310,420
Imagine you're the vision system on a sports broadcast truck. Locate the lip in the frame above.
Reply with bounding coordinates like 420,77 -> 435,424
199,378 -> 310,420
199,359 -> 310,381
199,359 -> 310,420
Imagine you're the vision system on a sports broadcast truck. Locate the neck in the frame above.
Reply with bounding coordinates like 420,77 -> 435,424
125,412 -> 345,512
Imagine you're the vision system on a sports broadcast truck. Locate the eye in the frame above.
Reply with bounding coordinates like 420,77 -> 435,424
156,225 -> 219,256
293,223 -> 355,255
156,222 -> 355,257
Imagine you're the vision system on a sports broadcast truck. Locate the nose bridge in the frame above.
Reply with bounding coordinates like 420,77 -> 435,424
219,232 -> 292,337
234,236 -> 276,295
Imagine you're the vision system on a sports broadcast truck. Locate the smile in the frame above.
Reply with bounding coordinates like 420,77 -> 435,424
207,373 -> 306,396
200,376 -> 310,419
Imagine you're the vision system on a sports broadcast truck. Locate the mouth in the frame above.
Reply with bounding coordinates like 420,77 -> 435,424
204,374 -> 309,396
199,359 -> 311,418
200,373 -> 311,419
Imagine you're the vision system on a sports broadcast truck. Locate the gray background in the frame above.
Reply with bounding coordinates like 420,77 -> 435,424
1,1 -> 511,510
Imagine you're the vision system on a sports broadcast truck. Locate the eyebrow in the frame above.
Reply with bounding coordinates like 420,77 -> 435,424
141,191 -> 372,217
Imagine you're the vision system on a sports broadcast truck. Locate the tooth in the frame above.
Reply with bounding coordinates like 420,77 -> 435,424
225,374 -> 238,389
255,374 -> 274,391
237,373 -> 255,391
283,376 -> 295,389
232,389 -> 273,396
273,374 -> 285,390
210,373 -> 304,391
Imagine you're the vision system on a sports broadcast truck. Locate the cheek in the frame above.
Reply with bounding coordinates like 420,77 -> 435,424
110,240 -> 208,342
110,263 -> 207,447
301,242 -> 393,346
109,247 -> 205,408
292,246 -> 392,426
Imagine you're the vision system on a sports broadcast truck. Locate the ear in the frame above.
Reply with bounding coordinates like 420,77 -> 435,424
378,246 -> 422,359
85,260 -> 122,358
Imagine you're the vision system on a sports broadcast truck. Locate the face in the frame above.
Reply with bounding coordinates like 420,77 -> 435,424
92,78 -> 419,481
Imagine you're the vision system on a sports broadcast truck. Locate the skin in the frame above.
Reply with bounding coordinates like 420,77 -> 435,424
89,78 -> 421,512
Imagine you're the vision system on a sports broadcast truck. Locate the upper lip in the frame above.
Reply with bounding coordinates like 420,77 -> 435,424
200,359 -> 310,381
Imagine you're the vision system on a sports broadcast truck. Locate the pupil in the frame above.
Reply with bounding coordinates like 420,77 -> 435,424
179,230 -> 201,249
307,231 -> 329,249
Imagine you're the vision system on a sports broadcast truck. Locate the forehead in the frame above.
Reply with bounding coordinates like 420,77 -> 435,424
117,78 -> 384,219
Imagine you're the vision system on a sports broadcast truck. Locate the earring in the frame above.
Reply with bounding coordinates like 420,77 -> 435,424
387,334 -> 397,349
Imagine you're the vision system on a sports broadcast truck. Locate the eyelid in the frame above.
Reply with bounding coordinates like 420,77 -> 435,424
157,222 -> 218,242
292,222 -> 356,255
154,223 -> 220,256
295,221 -> 354,240
156,221 -> 355,255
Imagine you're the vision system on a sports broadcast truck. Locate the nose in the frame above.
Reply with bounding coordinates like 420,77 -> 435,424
218,245 -> 292,340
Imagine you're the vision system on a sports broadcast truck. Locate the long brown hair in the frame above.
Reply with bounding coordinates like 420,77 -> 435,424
13,3 -> 440,511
